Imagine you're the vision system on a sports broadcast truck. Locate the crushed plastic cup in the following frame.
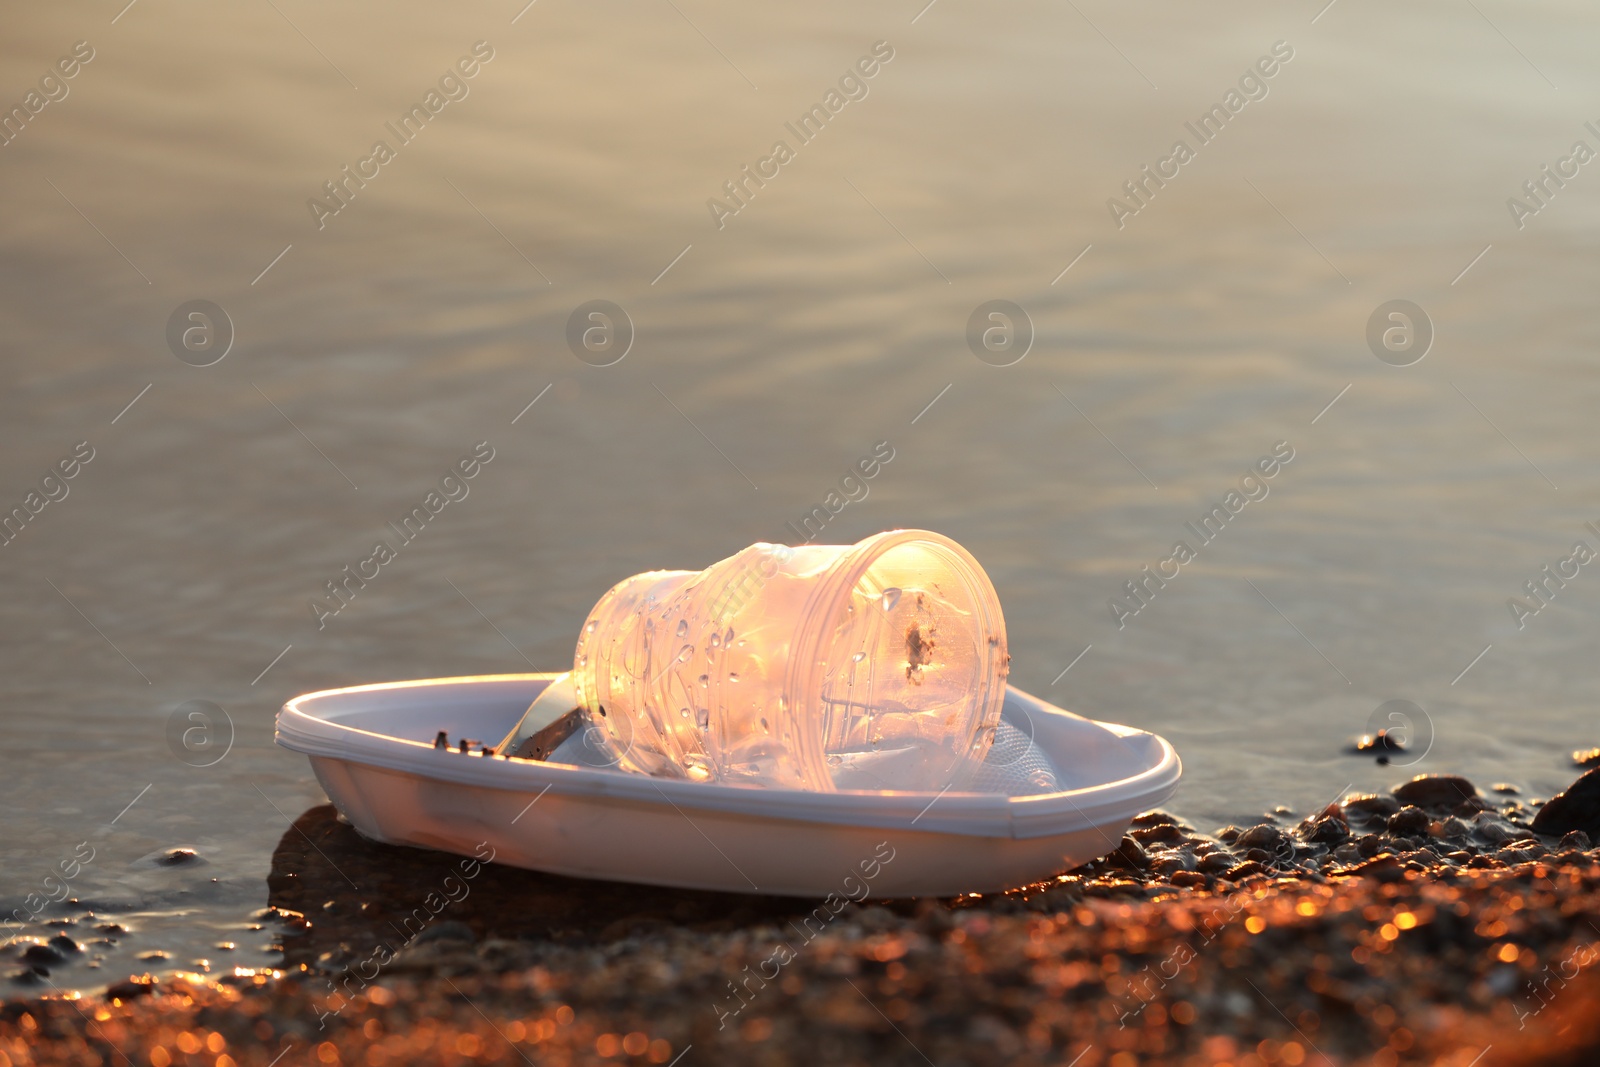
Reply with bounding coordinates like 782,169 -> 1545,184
571,529 -> 1010,792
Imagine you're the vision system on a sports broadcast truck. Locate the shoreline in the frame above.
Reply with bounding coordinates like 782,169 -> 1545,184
5,771 -> 1599,1066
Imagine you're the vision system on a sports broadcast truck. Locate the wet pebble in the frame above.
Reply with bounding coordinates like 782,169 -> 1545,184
1344,793 -> 1401,820
1236,823 -> 1287,850
1129,821 -> 1185,846
1387,805 -> 1431,836
18,944 -> 64,967
126,848 -> 202,873
1302,811 -> 1348,845
1356,833 -> 1388,859
1352,728 -> 1407,757
1221,861 -> 1267,881
1472,811 -> 1526,845
1574,747 -> 1600,769
1148,851 -> 1196,877
1347,853 -> 1406,882
1531,767 -> 1600,837
1394,773 -> 1478,810
1129,811 -> 1179,828
104,975 -> 157,1000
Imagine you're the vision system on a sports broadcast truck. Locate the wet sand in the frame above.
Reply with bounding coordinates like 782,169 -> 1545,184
5,771 -> 1600,1066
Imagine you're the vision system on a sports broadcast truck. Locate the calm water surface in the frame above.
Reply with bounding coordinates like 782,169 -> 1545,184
3,0 -> 1599,993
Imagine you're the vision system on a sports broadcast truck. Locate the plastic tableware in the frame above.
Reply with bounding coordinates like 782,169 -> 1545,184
571,530 -> 1010,793
276,673 -> 1181,897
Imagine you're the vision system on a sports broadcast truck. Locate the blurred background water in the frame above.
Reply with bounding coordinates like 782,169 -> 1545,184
3,0 -> 1599,993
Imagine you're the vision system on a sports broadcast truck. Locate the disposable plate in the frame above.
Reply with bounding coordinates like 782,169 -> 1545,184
276,673 -> 1181,897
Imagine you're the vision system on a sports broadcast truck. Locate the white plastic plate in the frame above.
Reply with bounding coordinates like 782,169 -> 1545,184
276,674 -> 1181,897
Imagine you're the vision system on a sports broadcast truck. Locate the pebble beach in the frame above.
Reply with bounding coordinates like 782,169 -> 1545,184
7,2 -> 1600,1064
6,767 -> 1600,1067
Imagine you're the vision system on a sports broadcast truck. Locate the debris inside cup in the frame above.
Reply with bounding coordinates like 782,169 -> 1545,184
508,708 -> 585,762
519,531 -> 1015,793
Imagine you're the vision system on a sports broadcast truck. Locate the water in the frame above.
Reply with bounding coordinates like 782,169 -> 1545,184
4,0 -> 1599,995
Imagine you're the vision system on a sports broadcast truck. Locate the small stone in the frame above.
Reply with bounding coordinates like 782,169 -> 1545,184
19,944 -> 64,967
1387,806 -> 1431,837
1473,811 -> 1520,844
1452,797 -> 1491,817
1130,811 -> 1180,828
1106,837 -> 1151,872
1343,794 -> 1401,820
1560,830 -> 1593,851
105,975 -> 158,1000
1197,851 -> 1237,874
1573,748 -> 1600,769
1492,783 -> 1522,795
47,935 -> 80,955
1215,826 -> 1243,845
8,969 -> 44,987
1170,871 -> 1207,888
1353,729 -> 1407,756
1439,817 -> 1473,840
1393,774 -> 1478,811
1303,816 -> 1349,845
1237,824 -> 1287,850
1028,885 -> 1084,911
1221,861 -> 1267,881
1150,850 -> 1197,874
1356,834 -> 1388,859
157,849 -> 200,867
1496,844 -> 1539,864
1349,854 -> 1406,883
1130,823 -> 1185,846
1532,768 -> 1600,838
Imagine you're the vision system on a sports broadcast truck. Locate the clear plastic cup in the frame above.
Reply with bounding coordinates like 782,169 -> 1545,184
572,530 -> 1010,792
